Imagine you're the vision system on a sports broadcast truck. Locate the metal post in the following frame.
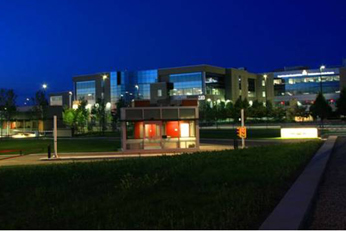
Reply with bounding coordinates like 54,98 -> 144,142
241,109 -> 245,149
48,145 -> 51,159
69,93 -> 72,109
53,115 -> 58,158
233,138 -> 238,150
319,67 -> 324,129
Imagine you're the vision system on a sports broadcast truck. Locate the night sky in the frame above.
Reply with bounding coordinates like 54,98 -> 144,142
1,0 -> 346,105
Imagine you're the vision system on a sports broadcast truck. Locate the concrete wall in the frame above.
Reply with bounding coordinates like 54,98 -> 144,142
224,68 -> 273,104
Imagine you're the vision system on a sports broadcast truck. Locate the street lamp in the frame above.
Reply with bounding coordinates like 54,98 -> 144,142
68,91 -> 73,108
263,74 -> 268,128
135,85 -> 139,99
42,84 -> 47,90
319,65 -> 325,94
101,74 -> 108,134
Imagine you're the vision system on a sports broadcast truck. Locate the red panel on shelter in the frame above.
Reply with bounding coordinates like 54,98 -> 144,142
145,124 -> 158,138
166,121 -> 179,138
134,122 -> 143,139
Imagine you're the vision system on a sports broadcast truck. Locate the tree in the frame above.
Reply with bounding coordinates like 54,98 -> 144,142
91,98 -> 110,134
225,101 -> 234,120
310,93 -> 332,121
31,90 -> 48,120
248,100 -> 266,119
265,100 -> 274,118
0,89 -> 17,137
271,105 -> 286,121
62,99 -> 89,136
232,97 -> 250,122
113,97 -> 126,125
336,87 -> 346,117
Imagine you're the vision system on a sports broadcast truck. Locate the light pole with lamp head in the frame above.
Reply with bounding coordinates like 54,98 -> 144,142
263,74 -> 268,127
319,65 -> 326,129
135,85 -> 139,99
319,65 -> 325,94
68,91 -> 73,109
102,74 -> 108,134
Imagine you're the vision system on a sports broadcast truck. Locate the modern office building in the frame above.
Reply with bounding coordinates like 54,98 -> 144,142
72,65 -> 274,109
272,66 -> 346,108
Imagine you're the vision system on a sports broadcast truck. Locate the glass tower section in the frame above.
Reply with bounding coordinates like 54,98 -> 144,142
110,69 -> 158,104
169,72 -> 203,96
274,72 -> 340,96
76,80 -> 96,103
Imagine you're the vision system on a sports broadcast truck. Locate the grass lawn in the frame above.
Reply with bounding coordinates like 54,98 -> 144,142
0,141 -> 321,229
200,128 -> 281,139
0,138 -> 121,155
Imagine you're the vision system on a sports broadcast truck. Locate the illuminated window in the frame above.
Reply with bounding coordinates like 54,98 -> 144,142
157,89 -> 162,97
50,96 -> 63,106
180,123 -> 189,137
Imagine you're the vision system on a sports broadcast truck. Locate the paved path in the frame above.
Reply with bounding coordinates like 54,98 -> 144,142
0,143 -> 233,167
308,137 -> 346,229
0,139 -> 316,167
201,138 -> 316,147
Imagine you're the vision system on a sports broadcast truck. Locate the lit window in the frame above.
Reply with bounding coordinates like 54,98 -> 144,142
50,96 -> 63,106
262,91 -> 266,97
180,123 -> 189,137
158,89 -> 162,97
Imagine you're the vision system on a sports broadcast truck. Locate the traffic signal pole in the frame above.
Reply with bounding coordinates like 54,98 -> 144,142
241,109 -> 245,149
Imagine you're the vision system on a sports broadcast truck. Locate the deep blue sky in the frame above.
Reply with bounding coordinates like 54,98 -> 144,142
1,0 -> 346,104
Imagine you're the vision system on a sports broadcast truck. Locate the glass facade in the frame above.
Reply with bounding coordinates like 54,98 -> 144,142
76,80 -> 96,102
274,68 -> 340,96
110,70 -> 158,104
205,73 -> 225,98
274,74 -> 340,96
169,72 -> 203,96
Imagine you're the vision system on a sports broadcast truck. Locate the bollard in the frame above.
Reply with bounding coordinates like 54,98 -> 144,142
233,138 -> 238,150
47,145 -> 51,159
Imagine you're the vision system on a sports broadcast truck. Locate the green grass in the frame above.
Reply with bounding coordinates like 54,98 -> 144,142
0,138 -> 121,155
0,141 -> 321,229
200,128 -> 281,139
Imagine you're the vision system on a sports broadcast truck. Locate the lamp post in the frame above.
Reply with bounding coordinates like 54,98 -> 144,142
102,74 -> 108,134
68,91 -> 73,109
319,65 -> 326,129
135,85 -> 139,99
319,65 -> 325,94
264,74 -> 268,128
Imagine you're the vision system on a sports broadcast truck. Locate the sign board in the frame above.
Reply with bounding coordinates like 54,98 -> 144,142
280,128 -> 318,139
237,126 -> 247,139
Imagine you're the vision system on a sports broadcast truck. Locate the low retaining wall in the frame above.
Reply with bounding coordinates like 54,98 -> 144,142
260,136 -> 337,230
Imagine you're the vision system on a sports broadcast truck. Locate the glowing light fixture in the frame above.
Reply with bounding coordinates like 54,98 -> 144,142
180,123 -> 189,137
280,128 -> 318,139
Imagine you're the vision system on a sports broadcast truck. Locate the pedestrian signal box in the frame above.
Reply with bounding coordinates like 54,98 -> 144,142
237,127 -> 247,139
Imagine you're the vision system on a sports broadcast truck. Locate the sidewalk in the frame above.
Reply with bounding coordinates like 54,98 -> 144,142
308,137 -> 346,229
0,143 -> 232,167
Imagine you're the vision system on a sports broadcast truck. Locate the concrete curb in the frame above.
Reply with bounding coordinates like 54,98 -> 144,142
40,152 -> 182,161
259,136 -> 337,230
